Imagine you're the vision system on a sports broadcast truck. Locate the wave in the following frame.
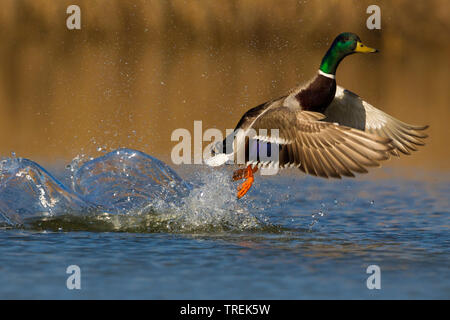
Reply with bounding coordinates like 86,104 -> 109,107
0,148 -> 276,233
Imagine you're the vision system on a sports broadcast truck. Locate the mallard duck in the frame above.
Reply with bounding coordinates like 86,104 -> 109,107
206,32 -> 428,198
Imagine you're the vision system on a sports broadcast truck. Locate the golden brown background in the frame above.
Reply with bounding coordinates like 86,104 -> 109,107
0,0 -> 448,169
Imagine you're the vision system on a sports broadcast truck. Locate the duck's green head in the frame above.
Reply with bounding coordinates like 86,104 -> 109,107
319,32 -> 378,75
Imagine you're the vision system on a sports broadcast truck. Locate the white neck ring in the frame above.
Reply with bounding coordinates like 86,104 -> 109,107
318,70 -> 335,79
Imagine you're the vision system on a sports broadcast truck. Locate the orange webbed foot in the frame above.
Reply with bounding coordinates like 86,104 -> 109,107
237,175 -> 254,199
236,165 -> 257,199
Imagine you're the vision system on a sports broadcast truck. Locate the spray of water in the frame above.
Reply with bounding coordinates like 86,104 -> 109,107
1,149 -> 278,233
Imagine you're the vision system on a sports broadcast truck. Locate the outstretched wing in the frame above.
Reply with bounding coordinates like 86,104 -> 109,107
324,86 -> 429,156
248,107 -> 393,178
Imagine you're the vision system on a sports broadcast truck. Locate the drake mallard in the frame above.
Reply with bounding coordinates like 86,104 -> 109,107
206,32 -> 428,198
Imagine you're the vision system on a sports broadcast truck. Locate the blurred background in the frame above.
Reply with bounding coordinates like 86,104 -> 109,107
0,0 -> 448,169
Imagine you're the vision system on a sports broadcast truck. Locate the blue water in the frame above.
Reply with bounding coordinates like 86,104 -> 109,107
0,149 -> 449,299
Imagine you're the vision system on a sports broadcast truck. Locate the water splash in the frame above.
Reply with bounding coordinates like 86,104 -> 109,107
164,168 -> 263,232
0,149 -> 271,233
0,157 -> 90,226
72,148 -> 191,213
309,202 -> 332,230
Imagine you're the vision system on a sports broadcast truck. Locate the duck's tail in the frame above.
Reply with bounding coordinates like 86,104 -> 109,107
205,152 -> 233,167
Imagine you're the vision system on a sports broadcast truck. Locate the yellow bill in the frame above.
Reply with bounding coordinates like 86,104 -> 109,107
355,41 -> 378,53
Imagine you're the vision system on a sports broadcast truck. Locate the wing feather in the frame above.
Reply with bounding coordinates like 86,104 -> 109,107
324,86 -> 428,157
243,106 -> 393,178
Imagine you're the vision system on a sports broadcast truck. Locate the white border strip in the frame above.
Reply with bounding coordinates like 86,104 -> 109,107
318,70 -> 335,79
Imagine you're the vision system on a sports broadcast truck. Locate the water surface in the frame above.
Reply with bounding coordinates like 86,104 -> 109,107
0,150 -> 448,299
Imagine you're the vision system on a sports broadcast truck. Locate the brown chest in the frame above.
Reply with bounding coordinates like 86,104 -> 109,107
295,75 -> 336,113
